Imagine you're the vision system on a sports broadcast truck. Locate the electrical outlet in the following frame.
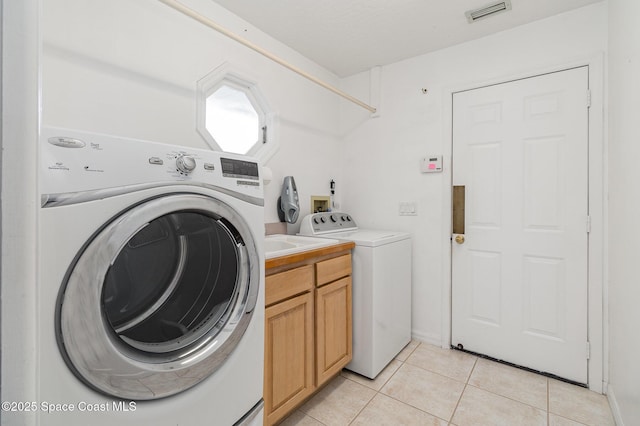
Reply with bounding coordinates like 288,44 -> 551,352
399,202 -> 418,216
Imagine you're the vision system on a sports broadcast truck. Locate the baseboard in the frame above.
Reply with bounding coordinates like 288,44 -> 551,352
607,385 -> 625,426
411,330 -> 442,347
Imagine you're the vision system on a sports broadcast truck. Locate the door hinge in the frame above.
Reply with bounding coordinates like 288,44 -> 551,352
586,341 -> 591,359
586,90 -> 592,108
586,215 -> 592,233
262,125 -> 267,144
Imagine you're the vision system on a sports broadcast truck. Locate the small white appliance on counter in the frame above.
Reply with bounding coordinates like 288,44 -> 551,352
299,212 -> 412,379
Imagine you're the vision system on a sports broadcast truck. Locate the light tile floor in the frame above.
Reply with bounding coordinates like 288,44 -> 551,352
279,341 -> 614,426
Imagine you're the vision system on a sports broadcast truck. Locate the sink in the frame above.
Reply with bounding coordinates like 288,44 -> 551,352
265,240 -> 297,251
264,234 -> 339,259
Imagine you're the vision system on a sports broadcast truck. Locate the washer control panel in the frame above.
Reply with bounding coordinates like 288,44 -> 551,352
175,154 -> 197,174
40,127 -> 262,197
299,212 -> 357,235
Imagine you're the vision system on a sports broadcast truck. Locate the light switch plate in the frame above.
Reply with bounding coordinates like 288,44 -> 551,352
399,201 -> 418,216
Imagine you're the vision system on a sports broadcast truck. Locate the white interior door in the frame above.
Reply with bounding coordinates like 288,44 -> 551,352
451,67 -> 589,384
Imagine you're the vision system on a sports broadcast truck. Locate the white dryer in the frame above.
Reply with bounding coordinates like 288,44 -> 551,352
21,128 -> 265,425
299,212 -> 412,379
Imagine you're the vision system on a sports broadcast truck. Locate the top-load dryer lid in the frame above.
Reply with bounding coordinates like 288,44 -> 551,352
326,229 -> 410,247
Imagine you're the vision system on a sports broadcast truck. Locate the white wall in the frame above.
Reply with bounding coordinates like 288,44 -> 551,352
42,0 -> 345,225
339,3 -> 607,344
1,0 -> 40,414
607,0 -> 640,423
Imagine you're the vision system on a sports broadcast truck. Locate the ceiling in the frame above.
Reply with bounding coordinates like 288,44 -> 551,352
212,0 -> 603,77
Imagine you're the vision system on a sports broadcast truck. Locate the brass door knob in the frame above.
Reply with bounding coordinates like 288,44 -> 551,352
455,235 -> 465,244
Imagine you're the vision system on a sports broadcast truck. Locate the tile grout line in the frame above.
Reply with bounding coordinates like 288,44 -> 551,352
401,356 -> 476,387
299,407 -> 328,425
547,378 -> 550,426
377,392 -> 450,425
345,342 -> 418,425
448,355 -> 478,424
459,357 -> 553,414
344,365 -> 392,426
346,392 -> 375,426
399,341 -> 421,361
384,347 -> 451,423
368,343 -> 552,421
297,343 -> 604,426
349,341 -> 450,425
375,371 -> 452,426
462,382 -> 549,415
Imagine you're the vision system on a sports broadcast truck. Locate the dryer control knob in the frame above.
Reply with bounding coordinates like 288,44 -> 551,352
176,155 -> 196,174
330,214 -> 337,222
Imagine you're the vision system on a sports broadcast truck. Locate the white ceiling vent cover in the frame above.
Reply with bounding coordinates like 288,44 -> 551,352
465,0 -> 512,23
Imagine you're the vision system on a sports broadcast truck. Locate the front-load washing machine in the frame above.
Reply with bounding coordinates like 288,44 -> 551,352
13,127 -> 265,425
299,212 -> 412,379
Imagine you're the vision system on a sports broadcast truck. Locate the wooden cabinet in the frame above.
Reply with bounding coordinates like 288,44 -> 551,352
315,276 -> 352,386
264,244 -> 354,426
264,291 -> 314,425
265,264 -> 314,306
316,254 -> 352,286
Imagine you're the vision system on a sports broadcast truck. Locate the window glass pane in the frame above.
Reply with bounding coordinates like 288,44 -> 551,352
205,85 -> 259,154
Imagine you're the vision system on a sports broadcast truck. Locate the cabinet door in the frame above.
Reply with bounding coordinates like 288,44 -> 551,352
315,277 -> 352,386
264,291 -> 314,426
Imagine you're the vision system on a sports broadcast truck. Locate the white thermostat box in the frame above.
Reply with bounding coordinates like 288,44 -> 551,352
421,155 -> 443,173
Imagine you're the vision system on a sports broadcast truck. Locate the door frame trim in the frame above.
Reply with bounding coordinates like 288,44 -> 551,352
440,53 -> 606,393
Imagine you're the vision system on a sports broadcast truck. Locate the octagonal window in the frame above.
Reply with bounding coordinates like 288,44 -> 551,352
205,84 -> 260,154
197,65 -> 277,161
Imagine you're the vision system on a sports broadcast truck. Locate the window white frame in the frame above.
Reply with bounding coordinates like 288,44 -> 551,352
196,63 -> 278,161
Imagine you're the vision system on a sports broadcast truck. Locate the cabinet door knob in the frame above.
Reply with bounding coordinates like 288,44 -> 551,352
455,235 -> 465,244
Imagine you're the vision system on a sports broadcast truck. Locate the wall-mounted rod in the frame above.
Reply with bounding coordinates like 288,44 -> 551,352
159,0 -> 377,114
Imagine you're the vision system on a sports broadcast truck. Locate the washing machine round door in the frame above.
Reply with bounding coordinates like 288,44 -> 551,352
57,193 -> 261,400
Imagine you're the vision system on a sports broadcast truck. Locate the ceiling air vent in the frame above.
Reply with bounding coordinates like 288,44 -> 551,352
465,0 -> 512,23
